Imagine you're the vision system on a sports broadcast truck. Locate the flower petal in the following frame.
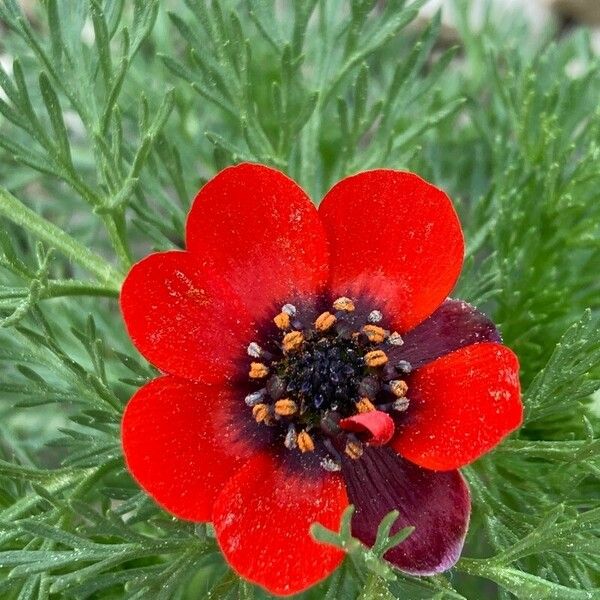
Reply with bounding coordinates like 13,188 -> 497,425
393,342 -> 522,471
342,447 -> 470,575
120,250 -> 254,383
213,452 -> 348,596
340,411 -> 395,446
389,299 -> 500,370
319,170 -> 464,332
186,163 -> 329,321
121,376 -> 258,521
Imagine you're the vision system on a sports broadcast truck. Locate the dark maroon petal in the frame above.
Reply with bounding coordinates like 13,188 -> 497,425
341,447 -> 470,575
388,298 -> 500,370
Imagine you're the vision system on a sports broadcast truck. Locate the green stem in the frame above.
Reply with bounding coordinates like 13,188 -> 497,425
0,187 -> 123,289
0,280 -> 119,301
101,212 -> 133,271
44,280 -> 120,298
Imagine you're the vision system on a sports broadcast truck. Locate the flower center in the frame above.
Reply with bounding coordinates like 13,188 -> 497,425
245,297 -> 412,469
281,334 -> 364,413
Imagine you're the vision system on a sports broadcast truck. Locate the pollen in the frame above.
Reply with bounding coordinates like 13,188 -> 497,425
345,439 -> 363,459
364,349 -> 388,367
315,311 -> 336,332
362,324 -> 387,343
333,296 -> 355,312
368,310 -> 383,323
282,330 -> 304,353
356,397 -> 375,413
281,303 -> 297,316
252,403 -> 271,423
245,389 -> 266,406
297,430 -> 315,453
249,362 -> 269,379
274,398 -> 298,416
389,379 -> 408,397
274,311 -> 291,330
393,397 -> 410,412
247,342 -> 263,358
284,425 -> 297,449
388,331 -> 404,346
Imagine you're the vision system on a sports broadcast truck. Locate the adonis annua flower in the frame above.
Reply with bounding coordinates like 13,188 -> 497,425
120,163 -> 522,596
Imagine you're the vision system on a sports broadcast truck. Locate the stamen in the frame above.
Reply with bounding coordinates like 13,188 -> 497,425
245,389 -> 266,406
364,350 -> 388,367
362,324 -> 388,343
333,296 -> 355,312
389,379 -> 408,398
358,376 -> 380,399
274,311 -> 291,330
368,310 -> 383,323
284,425 -> 297,449
320,413 -> 342,436
388,331 -> 404,346
320,457 -> 342,472
382,363 -> 398,381
393,397 -> 410,412
282,330 -> 304,353
252,403 -> 271,423
297,430 -> 315,453
281,303 -> 297,316
345,437 -> 364,459
315,311 -> 336,332
266,375 -> 286,400
249,362 -> 269,379
274,398 -> 298,416
396,360 -> 412,374
356,397 -> 375,413
247,342 -> 263,358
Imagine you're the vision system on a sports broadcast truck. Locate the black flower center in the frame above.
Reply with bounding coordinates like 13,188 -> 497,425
244,296 -> 412,469
278,334 -> 365,414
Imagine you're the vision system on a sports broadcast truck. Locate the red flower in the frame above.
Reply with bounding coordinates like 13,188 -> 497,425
120,164 -> 522,596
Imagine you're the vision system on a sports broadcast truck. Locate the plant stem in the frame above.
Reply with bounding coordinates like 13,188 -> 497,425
0,187 -> 124,289
101,212 -> 133,271
0,280 -> 119,301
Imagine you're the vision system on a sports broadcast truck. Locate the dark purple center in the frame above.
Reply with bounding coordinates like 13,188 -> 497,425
278,333 -> 366,414
243,296 -> 413,467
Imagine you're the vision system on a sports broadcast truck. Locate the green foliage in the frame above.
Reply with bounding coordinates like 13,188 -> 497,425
0,0 -> 599,598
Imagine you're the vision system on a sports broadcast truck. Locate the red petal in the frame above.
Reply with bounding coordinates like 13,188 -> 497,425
186,163 -> 329,321
319,170 -> 464,332
121,376 -> 256,521
339,410 -> 395,446
213,453 -> 348,596
392,343 -> 522,470
120,251 -> 254,383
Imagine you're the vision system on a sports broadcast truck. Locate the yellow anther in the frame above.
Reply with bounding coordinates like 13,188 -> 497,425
249,362 -> 269,379
364,350 -> 388,367
297,430 -> 315,453
283,330 -> 304,353
356,397 -> 375,413
362,324 -> 387,344
315,311 -> 337,332
333,296 -> 355,312
252,403 -> 271,423
390,379 -> 408,398
345,439 -> 364,459
274,398 -> 298,416
273,311 -> 291,330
